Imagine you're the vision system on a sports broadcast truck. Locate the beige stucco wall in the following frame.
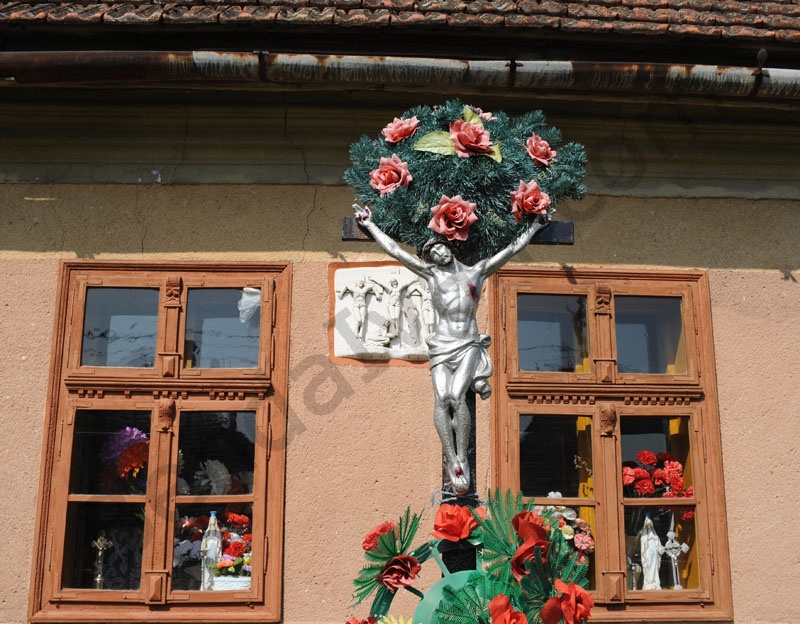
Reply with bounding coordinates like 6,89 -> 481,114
1,185 -> 799,624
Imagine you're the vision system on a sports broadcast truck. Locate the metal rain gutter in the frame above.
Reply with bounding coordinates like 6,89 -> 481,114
0,50 -> 798,101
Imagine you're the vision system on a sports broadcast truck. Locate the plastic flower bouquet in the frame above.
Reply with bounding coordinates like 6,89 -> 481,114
344,100 -> 586,265
349,490 -> 592,624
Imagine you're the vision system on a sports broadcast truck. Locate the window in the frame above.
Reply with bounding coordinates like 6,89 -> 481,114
491,268 -> 732,621
30,262 -> 291,622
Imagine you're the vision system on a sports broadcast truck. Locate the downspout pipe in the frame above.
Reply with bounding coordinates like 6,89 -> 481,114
1,50 -> 799,100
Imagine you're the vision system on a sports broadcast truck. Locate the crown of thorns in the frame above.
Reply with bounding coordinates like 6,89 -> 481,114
420,237 -> 452,262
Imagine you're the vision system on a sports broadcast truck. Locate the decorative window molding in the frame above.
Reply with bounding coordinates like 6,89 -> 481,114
29,261 -> 291,622
490,267 -> 732,621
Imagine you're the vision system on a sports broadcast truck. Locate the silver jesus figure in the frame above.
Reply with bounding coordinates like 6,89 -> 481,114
354,204 -> 544,493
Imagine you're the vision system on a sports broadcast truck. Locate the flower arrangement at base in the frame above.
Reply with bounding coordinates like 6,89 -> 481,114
348,490 -> 592,624
344,101 -> 586,266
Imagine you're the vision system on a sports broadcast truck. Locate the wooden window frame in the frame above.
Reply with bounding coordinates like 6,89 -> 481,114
491,267 -> 732,621
29,261 -> 292,623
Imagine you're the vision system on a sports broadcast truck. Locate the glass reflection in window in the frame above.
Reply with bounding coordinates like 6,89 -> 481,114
517,294 -> 588,372
184,288 -> 260,368
177,411 -> 256,496
616,296 -> 686,374
519,414 -> 593,498
81,288 -> 159,367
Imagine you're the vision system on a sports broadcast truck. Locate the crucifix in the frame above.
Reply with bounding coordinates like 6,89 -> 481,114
343,215 -> 574,498
664,530 -> 690,590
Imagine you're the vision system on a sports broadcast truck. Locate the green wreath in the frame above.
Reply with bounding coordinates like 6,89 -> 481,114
344,100 -> 587,266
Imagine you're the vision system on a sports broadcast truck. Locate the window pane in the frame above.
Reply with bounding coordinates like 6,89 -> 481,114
184,288 -> 260,368
519,415 -> 593,498
70,411 -> 151,495
177,411 -> 256,496
173,503 -> 253,592
81,288 -> 159,367
616,296 -> 686,374
624,505 -> 699,591
62,503 -> 144,590
621,415 -> 693,497
517,294 -> 588,372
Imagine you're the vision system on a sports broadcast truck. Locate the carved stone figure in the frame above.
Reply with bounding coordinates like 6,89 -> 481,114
338,277 -> 382,341
369,275 -> 417,339
354,204 -> 544,493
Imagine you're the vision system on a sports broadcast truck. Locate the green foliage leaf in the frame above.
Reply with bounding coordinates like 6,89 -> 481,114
462,106 -> 481,124
413,131 -> 456,155
485,143 -> 502,163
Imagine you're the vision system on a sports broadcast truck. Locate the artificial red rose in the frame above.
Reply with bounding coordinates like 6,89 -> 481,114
489,594 -> 529,624
573,532 -> 595,554
511,540 -> 548,580
432,504 -> 484,542
636,450 -> 658,466
224,541 -> 246,558
376,555 -> 421,593
362,521 -> 397,551
473,107 -> 496,122
449,119 -> 494,157
512,511 -> 549,541
541,579 -> 594,624
116,439 -> 149,478
651,468 -> 667,485
633,478 -> 655,496
382,116 -> 419,143
428,194 -> 478,241
681,508 -> 695,521
525,133 -> 557,166
242,533 -> 252,542
622,466 -> 636,486
369,154 -> 413,197
510,179 -> 551,223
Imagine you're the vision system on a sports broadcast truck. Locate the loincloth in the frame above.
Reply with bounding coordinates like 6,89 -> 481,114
427,333 -> 493,394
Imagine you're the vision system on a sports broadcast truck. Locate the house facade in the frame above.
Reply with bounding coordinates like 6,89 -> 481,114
1,3 -> 799,624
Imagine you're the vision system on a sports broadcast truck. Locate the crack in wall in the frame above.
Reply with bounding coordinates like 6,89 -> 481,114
132,188 -> 148,255
301,187 -> 319,252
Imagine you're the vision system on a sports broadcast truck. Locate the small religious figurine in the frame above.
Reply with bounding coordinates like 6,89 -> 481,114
338,277 -> 382,341
639,514 -> 665,590
200,511 -> 223,591
664,529 -> 690,589
91,531 -> 113,590
354,204 -> 544,493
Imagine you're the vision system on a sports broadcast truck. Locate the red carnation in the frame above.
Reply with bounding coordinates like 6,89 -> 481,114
632,467 -> 650,481
651,469 -> 667,485
622,466 -> 636,486
362,521 -> 397,551
634,478 -> 655,496
224,541 -> 246,558
636,450 -> 658,466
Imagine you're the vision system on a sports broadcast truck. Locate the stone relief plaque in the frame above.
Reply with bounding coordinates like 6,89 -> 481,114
332,265 -> 431,362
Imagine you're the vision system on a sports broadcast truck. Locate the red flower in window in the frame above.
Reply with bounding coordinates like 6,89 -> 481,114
636,450 -> 658,466
634,478 -> 655,496
622,466 -> 636,486
226,512 -> 250,528
224,541 -> 246,558
116,439 -> 149,479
